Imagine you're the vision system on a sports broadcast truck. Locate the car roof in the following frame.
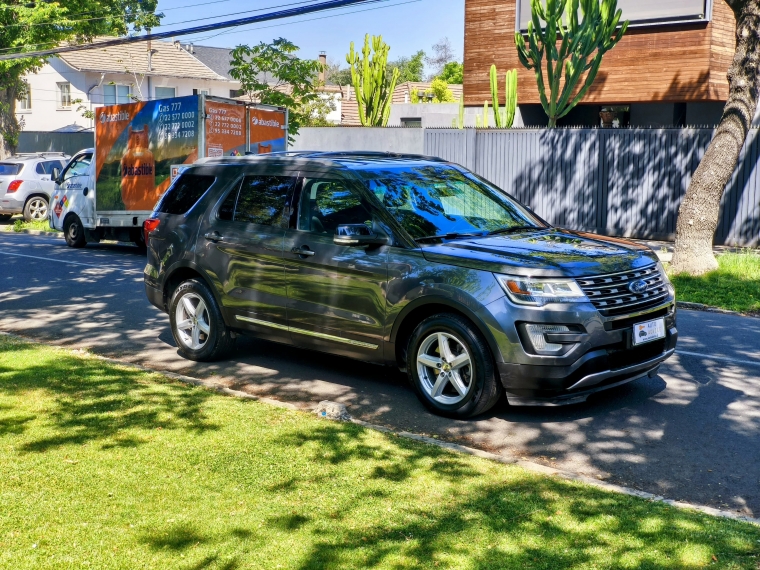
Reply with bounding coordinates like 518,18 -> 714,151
194,151 -> 450,172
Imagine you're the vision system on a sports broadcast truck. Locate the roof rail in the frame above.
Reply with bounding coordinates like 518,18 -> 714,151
12,152 -> 69,158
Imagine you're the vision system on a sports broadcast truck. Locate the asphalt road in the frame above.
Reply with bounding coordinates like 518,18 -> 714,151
1,232 -> 758,517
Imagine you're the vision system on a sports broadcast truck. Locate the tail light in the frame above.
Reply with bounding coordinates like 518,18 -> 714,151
7,180 -> 22,193
143,218 -> 160,244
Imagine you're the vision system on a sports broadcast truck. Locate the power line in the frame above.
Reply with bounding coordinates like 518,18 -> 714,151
190,0 -> 422,43
0,0 -> 387,61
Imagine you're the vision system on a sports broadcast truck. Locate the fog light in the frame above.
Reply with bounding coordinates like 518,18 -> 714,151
525,324 -> 570,354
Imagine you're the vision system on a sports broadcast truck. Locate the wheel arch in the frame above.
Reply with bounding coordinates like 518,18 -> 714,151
390,297 -> 503,369
162,262 -> 223,316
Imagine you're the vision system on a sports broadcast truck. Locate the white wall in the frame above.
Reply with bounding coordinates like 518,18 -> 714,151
290,127 -> 425,154
16,60 -> 240,132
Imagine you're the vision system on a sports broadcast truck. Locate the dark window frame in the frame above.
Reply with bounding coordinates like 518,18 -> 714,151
215,173 -> 299,228
157,172 -> 217,216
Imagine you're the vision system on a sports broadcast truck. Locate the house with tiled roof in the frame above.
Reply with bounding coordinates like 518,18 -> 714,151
16,40 -> 242,132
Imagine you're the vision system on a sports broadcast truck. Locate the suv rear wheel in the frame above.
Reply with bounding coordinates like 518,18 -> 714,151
169,279 -> 235,361
407,313 -> 502,418
23,196 -> 48,222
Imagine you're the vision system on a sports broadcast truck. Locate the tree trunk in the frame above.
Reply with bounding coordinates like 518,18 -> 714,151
670,0 -> 760,275
0,86 -> 20,160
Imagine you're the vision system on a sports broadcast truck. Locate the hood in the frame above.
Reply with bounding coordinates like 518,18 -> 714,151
420,228 -> 658,277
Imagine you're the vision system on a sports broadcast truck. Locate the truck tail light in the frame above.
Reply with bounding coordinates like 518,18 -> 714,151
143,218 -> 160,244
7,180 -> 22,193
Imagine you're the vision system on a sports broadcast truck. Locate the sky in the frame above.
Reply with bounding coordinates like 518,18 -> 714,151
153,0 -> 465,74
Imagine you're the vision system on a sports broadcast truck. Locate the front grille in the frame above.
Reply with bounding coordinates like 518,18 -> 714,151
576,264 -> 669,316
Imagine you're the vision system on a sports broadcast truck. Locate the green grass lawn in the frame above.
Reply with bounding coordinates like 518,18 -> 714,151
0,337 -> 758,569
11,218 -> 56,233
668,251 -> 760,314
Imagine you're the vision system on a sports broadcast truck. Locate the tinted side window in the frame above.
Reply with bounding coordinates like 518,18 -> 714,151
36,162 -> 45,175
232,175 -> 296,226
158,173 -> 216,215
38,160 -> 63,175
298,178 -> 371,234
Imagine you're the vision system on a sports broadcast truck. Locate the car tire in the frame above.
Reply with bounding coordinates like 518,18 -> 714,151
169,279 -> 235,362
407,313 -> 502,418
63,215 -> 86,248
23,196 -> 48,222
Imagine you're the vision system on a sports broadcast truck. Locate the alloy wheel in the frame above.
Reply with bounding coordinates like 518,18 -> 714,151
174,293 -> 211,350
28,198 -> 47,220
416,332 -> 473,405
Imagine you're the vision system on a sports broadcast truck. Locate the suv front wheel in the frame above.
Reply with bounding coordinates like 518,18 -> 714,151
169,279 -> 235,361
407,313 -> 502,418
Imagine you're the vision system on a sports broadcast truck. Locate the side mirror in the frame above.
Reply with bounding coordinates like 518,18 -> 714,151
334,224 -> 388,246
51,167 -> 61,184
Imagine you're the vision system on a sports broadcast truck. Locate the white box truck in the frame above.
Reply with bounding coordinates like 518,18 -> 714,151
49,94 -> 288,247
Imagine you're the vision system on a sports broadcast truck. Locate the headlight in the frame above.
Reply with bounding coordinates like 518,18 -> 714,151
496,275 -> 589,306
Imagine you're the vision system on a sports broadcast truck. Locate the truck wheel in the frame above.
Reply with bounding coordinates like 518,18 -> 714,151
407,313 -> 502,419
23,197 -> 48,222
64,215 -> 87,248
169,279 -> 235,362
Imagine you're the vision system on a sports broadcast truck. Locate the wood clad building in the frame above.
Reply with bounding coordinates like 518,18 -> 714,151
464,0 -> 736,126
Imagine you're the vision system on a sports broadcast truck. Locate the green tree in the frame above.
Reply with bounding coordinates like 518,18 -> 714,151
437,61 -> 463,84
389,50 -> 426,83
515,0 -> 628,127
325,58 -> 352,86
299,95 -> 337,127
229,38 -> 324,141
0,1 -> 161,158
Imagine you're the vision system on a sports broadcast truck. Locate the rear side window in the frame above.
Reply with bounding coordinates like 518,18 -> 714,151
0,163 -> 22,176
219,175 -> 297,226
158,173 -> 216,215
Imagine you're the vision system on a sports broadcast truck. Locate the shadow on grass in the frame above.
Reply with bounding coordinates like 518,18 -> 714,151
275,422 -> 760,569
0,339 -> 219,452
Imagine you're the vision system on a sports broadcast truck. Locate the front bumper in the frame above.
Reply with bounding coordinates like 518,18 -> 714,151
493,301 -> 678,405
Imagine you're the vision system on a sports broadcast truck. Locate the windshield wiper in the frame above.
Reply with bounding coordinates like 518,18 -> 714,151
414,232 -> 485,243
486,225 -> 541,236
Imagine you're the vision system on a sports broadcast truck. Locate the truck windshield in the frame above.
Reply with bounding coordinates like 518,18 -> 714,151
354,165 -> 545,241
0,163 -> 22,176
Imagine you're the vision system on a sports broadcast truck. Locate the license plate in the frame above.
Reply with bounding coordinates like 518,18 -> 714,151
632,317 -> 666,346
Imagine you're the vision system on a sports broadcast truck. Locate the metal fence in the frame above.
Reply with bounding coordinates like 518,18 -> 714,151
17,131 -> 94,157
425,128 -> 760,246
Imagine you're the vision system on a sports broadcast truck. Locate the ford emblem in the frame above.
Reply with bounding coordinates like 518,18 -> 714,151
628,279 -> 648,294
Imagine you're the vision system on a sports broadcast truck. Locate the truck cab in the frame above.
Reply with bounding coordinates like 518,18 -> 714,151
50,148 -> 148,248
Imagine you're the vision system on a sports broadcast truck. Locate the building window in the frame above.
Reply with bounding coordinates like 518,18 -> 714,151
57,83 -> 71,109
18,83 -> 31,111
193,89 -> 210,96
155,86 -> 176,100
401,117 -> 422,128
230,89 -> 245,98
104,84 -> 131,105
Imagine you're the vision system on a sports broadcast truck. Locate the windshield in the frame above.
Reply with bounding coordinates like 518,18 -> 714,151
0,163 -> 22,176
354,164 -> 546,240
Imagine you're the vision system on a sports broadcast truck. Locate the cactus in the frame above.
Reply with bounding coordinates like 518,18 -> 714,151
489,65 -> 518,128
482,100 -> 489,128
515,0 -> 629,127
346,34 -> 400,127
452,93 -> 465,129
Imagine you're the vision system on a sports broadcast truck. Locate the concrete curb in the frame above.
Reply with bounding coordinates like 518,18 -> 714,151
677,301 -> 759,319
2,330 -> 759,528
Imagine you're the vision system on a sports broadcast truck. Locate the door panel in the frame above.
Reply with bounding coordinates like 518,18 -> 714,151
196,174 -> 296,344
284,177 -> 388,361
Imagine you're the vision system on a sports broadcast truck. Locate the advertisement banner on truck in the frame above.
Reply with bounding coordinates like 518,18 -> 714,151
95,95 -> 199,212
249,108 -> 287,155
205,99 -> 247,157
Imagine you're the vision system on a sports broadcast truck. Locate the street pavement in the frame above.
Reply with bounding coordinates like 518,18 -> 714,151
1,232 -> 758,517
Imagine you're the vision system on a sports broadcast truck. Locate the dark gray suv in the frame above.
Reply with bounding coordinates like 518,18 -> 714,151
143,152 -> 677,418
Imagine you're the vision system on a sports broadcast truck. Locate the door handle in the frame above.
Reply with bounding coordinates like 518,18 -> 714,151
204,231 -> 224,242
291,246 -> 316,257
